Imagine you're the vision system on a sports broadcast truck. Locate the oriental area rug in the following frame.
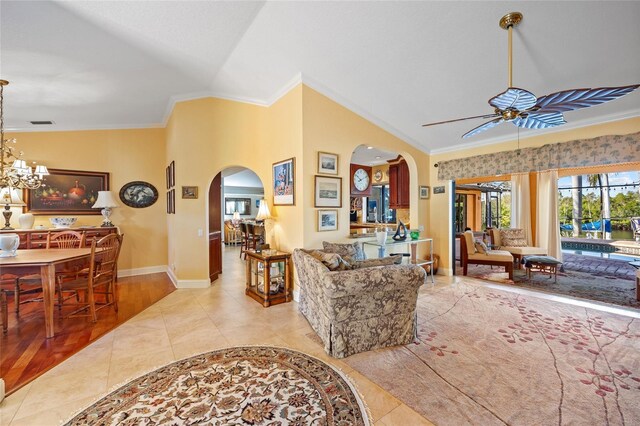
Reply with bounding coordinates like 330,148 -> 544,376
64,346 -> 369,426
345,281 -> 640,426
460,264 -> 640,309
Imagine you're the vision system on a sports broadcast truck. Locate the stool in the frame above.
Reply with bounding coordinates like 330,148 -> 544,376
523,256 -> 563,283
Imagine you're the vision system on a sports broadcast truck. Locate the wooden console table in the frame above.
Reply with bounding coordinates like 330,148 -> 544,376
245,249 -> 291,307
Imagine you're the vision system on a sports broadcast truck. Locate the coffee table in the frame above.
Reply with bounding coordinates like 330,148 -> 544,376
523,256 -> 562,283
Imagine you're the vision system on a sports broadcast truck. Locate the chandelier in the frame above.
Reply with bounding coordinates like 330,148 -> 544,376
0,80 -> 49,190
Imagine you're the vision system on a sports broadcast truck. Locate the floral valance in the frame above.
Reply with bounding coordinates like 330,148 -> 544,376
436,131 -> 640,181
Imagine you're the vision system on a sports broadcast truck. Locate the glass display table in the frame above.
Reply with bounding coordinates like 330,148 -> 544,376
363,237 -> 434,284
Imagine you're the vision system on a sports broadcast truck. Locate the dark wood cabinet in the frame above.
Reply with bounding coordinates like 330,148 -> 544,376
388,157 -> 409,209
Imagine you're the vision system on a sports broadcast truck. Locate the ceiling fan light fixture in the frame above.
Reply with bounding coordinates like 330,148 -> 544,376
422,12 -> 639,139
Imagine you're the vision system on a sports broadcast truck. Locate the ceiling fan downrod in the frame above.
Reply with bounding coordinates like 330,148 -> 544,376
499,12 -> 523,88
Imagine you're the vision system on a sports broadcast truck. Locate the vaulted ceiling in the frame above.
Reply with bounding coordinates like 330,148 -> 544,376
1,1 -> 639,154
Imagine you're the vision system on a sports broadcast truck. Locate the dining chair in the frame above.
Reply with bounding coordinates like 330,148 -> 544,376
59,233 -> 123,322
239,222 -> 248,259
14,230 -> 85,314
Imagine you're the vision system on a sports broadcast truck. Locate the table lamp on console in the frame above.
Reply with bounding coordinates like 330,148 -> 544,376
92,190 -> 119,227
1,186 -> 25,230
255,198 -> 273,247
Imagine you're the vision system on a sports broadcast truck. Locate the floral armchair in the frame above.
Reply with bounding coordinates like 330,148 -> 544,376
292,248 -> 426,358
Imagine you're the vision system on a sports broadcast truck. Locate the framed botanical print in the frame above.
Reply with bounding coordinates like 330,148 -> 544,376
273,157 -> 295,206
25,169 -> 109,215
318,152 -> 338,175
317,210 -> 338,231
314,176 -> 342,208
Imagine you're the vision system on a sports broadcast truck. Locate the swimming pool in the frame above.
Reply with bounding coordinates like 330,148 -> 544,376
562,249 -> 637,263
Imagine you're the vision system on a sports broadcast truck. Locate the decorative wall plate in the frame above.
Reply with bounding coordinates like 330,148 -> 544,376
119,181 -> 158,208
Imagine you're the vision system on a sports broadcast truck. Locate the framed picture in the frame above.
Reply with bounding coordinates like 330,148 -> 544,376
182,186 -> 198,199
170,189 -> 175,213
273,157 -> 295,206
166,191 -> 170,214
169,161 -> 175,188
166,166 -> 170,190
314,176 -> 342,207
419,185 -> 430,199
119,181 -> 158,208
317,210 -> 338,231
433,186 -> 446,194
225,198 -> 251,215
318,152 -> 338,175
24,169 -> 109,215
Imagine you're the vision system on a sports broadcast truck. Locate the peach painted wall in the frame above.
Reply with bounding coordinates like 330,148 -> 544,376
5,128 -> 168,273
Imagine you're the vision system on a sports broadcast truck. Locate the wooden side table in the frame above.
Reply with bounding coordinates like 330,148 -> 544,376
245,249 -> 291,307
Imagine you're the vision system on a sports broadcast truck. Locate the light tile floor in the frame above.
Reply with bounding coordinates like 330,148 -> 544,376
0,246 -> 435,425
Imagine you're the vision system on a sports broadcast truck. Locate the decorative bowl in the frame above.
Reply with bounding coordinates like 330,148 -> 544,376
49,217 -> 77,228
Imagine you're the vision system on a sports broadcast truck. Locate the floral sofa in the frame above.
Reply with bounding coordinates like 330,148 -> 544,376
292,246 -> 426,358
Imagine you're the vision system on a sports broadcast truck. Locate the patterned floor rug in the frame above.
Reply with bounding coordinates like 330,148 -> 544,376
460,264 -> 640,309
64,346 -> 369,426
345,282 -> 640,426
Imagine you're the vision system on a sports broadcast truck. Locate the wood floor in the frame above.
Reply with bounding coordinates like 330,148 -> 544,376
0,273 -> 175,396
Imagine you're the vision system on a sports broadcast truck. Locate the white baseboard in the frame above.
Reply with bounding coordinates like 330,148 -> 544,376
118,265 -> 167,278
175,279 -> 211,289
165,268 -> 209,288
167,268 -> 178,287
292,288 -> 300,302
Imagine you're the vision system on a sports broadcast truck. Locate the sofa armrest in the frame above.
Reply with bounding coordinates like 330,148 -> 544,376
323,265 -> 426,299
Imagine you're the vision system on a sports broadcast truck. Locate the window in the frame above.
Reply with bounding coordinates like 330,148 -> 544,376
224,198 -> 251,215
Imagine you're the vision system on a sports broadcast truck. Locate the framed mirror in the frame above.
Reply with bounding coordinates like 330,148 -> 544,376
225,198 -> 251,215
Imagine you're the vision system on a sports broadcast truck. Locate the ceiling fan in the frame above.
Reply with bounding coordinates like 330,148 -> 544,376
422,12 -> 639,138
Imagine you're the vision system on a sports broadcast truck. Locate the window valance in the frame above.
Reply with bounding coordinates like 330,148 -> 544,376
436,131 -> 640,181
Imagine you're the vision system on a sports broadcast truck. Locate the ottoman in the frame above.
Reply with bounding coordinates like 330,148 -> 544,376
523,255 -> 563,283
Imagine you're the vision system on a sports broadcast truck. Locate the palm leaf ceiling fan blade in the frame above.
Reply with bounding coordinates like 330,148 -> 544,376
462,117 -> 504,138
513,112 -> 566,130
421,113 -> 500,127
489,87 -> 537,111
420,12 -> 639,138
533,85 -> 640,115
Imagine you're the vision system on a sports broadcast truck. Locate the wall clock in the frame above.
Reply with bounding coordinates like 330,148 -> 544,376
353,168 -> 369,191
119,181 -> 158,208
350,164 -> 372,196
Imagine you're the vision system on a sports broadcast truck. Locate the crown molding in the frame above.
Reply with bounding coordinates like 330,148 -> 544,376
429,108 -> 640,156
5,122 -> 164,133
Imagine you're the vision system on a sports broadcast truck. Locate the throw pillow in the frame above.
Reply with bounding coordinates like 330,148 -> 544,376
474,241 -> 489,254
500,228 -> 528,247
309,250 -> 352,271
351,255 -> 403,269
322,241 -> 366,262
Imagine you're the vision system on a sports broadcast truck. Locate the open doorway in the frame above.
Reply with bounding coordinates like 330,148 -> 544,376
208,167 -> 265,283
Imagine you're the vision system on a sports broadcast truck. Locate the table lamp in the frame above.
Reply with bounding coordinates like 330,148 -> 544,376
1,186 -> 26,230
92,190 -> 119,227
232,211 -> 241,226
255,199 -> 272,222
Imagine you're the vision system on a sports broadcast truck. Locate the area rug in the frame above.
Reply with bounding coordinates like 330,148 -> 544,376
344,282 -> 640,425
462,264 -> 640,309
64,346 -> 369,425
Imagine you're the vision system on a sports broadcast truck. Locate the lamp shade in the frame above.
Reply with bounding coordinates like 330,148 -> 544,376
232,211 -> 240,221
0,187 -> 26,206
255,199 -> 272,221
92,191 -> 119,208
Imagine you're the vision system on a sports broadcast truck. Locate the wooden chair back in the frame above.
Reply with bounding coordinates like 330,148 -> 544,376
47,230 -> 85,249
91,234 -> 123,287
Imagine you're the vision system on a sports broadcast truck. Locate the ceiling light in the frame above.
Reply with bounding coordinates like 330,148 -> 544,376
367,146 -> 373,150
0,80 -> 49,191
375,156 -> 381,159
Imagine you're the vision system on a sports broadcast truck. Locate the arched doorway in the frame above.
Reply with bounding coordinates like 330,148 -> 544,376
208,166 -> 265,283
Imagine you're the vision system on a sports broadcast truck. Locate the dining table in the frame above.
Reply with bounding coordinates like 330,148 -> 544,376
0,248 -> 93,338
